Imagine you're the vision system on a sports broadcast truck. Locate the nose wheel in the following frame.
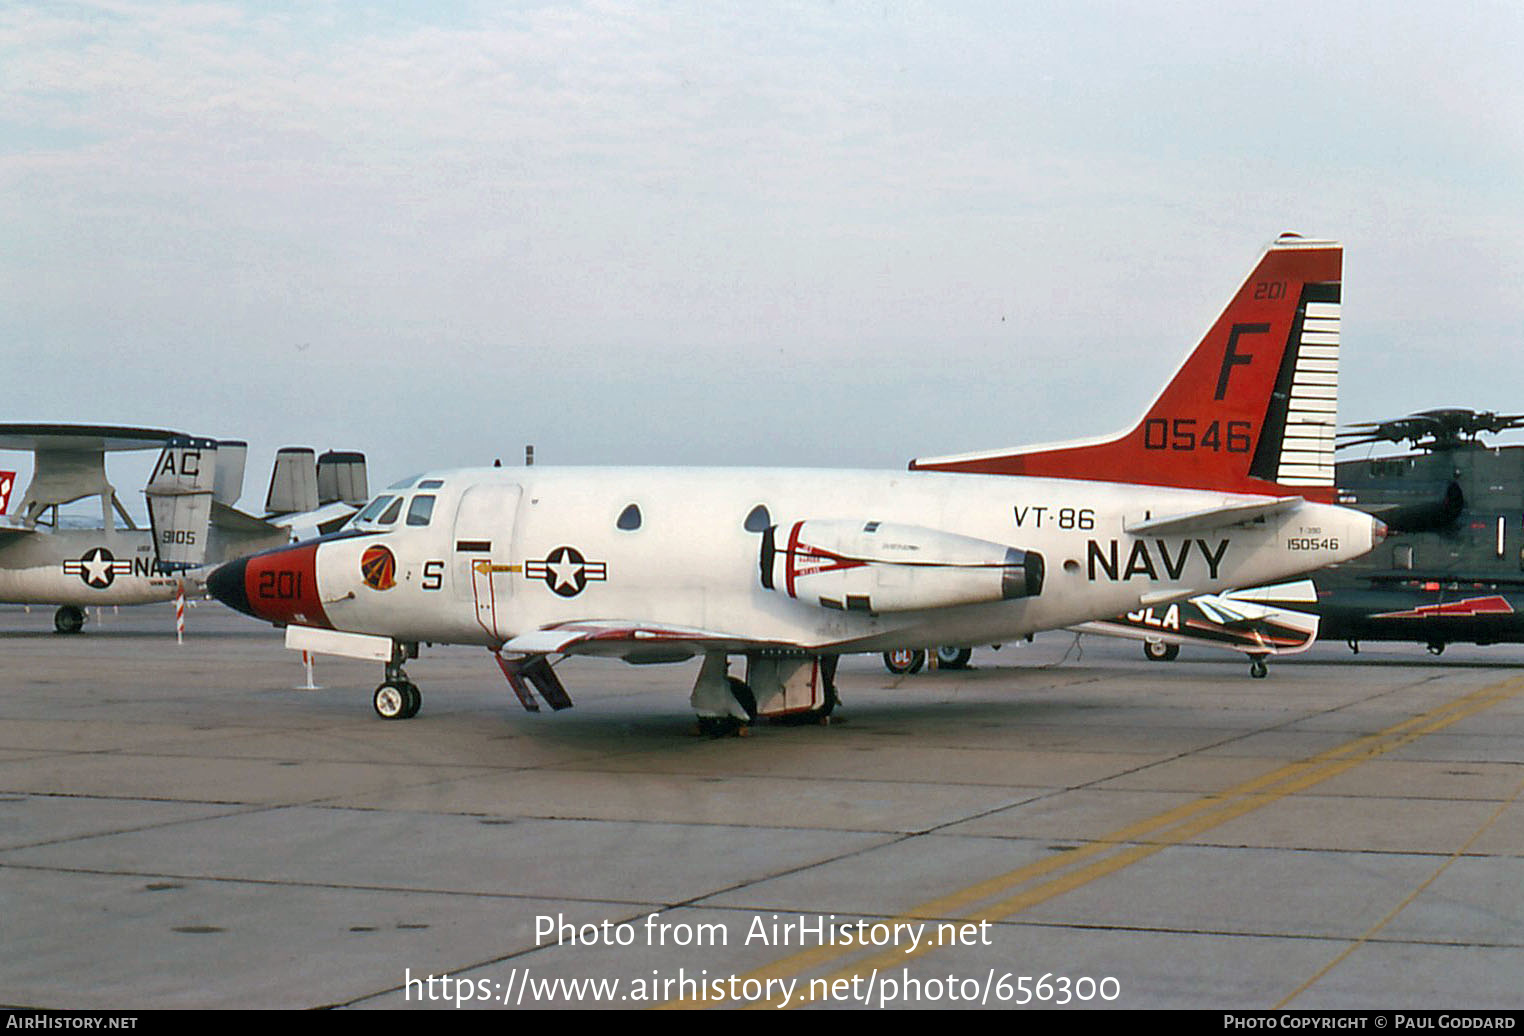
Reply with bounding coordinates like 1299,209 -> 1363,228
373,641 -> 422,719
374,681 -> 421,720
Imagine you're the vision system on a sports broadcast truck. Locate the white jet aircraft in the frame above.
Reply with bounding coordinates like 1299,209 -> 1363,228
0,425 -> 367,633
207,235 -> 1384,729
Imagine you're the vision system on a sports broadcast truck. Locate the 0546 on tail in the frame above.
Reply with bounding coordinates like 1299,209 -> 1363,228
205,235 -> 1383,730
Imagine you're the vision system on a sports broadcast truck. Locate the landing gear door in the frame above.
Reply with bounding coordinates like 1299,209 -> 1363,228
453,483 -> 522,641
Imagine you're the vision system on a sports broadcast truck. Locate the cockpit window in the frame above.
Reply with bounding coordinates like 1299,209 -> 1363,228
387,474 -> 423,490
617,503 -> 642,531
355,495 -> 397,524
378,497 -> 405,525
407,495 -> 436,527
418,479 -> 444,490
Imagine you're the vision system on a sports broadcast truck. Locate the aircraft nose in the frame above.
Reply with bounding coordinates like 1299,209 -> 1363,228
207,557 -> 253,618
207,542 -> 330,628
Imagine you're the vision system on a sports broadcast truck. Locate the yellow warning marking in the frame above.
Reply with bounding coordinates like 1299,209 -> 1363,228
659,673 -> 1524,1010
473,561 -> 521,574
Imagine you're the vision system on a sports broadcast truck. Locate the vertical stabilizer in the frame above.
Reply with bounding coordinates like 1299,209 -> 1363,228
317,450 -> 369,507
910,235 -> 1342,502
212,440 -> 247,506
146,437 -> 218,569
265,447 -> 319,516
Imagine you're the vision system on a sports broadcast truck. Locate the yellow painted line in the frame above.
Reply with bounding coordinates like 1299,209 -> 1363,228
1276,767 -> 1524,1008
657,673 -> 1524,1010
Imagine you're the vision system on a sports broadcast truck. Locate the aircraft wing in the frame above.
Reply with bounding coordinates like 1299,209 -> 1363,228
501,620 -> 798,661
1124,496 -> 1303,536
1076,580 -> 1321,659
0,517 -> 36,545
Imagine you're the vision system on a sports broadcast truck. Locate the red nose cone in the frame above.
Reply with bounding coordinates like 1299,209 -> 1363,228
211,543 -> 330,628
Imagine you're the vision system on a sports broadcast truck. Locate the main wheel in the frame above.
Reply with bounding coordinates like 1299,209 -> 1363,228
399,682 -> 422,719
1427,642 -> 1446,656
726,675 -> 758,722
374,682 -> 411,720
1143,640 -> 1180,662
935,646 -> 973,670
54,605 -> 85,635
883,648 -> 926,675
1249,658 -> 1269,679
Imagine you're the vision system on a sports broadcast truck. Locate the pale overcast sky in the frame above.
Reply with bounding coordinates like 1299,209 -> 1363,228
3,1 -> 1522,511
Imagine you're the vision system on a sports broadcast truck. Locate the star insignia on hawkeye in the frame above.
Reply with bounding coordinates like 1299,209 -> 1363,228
62,547 -> 124,589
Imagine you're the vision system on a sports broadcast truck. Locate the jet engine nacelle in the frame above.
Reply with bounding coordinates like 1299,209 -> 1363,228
760,519 -> 1043,613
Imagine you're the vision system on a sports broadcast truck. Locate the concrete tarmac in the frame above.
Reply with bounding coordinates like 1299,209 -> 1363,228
1,602 -> 1522,1010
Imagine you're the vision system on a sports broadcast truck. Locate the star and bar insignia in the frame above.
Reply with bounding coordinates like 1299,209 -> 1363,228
525,546 -> 607,598
62,547 -> 133,589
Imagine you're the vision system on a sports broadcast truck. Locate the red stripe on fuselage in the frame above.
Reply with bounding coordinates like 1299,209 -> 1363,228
244,543 -> 331,629
784,521 -> 803,599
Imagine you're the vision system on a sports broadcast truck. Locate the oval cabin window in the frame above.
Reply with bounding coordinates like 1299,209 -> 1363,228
744,505 -> 771,533
617,504 -> 642,531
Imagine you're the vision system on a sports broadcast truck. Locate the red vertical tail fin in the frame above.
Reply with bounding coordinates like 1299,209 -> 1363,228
910,235 -> 1342,503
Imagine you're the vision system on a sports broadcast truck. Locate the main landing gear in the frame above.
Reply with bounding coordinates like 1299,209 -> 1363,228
373,641 -> 421,720
1248,655 -> 1269,679
690,652 -> 838,736
1142,640 -> 1180,662
692,660 -> 759,738
883,648 -> 925,675
882,645 -> 973,674
54,605 -> 85,635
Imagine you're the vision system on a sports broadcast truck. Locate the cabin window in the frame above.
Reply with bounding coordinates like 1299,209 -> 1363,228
744,505 -> 771,533
355,495 -> 396,523
406,495 -> 436,527
378,496 -> 405,525
617,504 -> 642,531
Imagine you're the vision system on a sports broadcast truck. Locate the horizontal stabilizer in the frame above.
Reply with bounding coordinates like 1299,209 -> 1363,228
1124,497 -> 1302,537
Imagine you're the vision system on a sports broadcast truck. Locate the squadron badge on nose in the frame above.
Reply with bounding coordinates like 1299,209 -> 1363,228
361,545 -> 397,591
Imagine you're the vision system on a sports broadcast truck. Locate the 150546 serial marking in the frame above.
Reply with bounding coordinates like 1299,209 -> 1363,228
1288,538 -> 1339,551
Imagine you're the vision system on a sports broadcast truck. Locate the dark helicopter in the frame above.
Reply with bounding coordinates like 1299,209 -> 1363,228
1313,408 -> 1524,654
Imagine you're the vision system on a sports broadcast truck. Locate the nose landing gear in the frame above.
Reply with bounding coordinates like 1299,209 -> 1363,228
374,680 -> 421,719
373,641 -> 422,719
